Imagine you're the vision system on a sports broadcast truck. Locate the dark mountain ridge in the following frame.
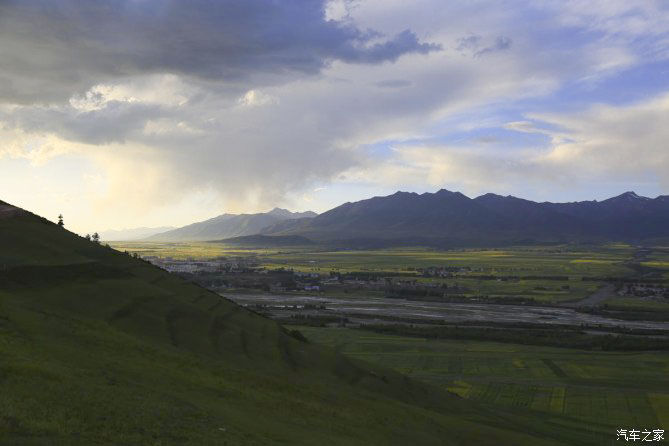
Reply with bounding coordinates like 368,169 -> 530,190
261,190 -> 669,247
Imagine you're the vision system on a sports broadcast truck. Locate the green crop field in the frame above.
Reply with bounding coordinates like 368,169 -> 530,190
641,249 -> 669,281
293,326 -> 669,445
258,245 -> 636,277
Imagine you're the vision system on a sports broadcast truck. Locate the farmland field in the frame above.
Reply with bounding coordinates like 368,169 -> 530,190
110,242 -> 652,304
293,326 -> 669,445
109,243 -> 637,277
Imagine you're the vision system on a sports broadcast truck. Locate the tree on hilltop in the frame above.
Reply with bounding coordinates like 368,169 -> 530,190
57,214 -> 64,227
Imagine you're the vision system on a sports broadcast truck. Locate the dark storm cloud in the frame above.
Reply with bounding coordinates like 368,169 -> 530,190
0,0 -> 440,104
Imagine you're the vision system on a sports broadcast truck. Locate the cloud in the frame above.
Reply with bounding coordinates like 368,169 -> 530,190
475,36 -> 512,57
374,79 -> 412,89
0,127 -> 75,166
533,92 -> 669,184
2,101 -> 168,145
456,35 -> 512,57
0,0 -> 439,105
237,90 -> 279,107
503,121 -> 542,133
544,1 -> 669,39
334,29 -> 441,63
351,91 -> 669,197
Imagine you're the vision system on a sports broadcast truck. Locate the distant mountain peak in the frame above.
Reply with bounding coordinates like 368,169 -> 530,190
434,189 -> 466,197
474,192 -> 517,201
612,191 -> 649,201
267,207 -> 293,217
267,207 -> 317,218
390,190 -> 417,197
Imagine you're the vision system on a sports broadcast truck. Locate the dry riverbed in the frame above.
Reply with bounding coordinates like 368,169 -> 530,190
225,292 -> 669,332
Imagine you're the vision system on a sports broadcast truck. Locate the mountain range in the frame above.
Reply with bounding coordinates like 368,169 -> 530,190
254,190 -> 669,247
146,208 -> 316,241
137,190 -> 669,246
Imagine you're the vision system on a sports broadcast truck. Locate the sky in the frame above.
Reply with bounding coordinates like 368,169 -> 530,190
1,0 -> 669,234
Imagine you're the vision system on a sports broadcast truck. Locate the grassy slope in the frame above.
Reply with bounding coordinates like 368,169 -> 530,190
0,207 -> 563,445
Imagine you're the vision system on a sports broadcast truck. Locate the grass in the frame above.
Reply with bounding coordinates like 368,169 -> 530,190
0,209 -> 568,445
292,325 -> 669,445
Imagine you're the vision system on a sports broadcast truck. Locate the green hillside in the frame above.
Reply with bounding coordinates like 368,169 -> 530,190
0,202 -> 563,445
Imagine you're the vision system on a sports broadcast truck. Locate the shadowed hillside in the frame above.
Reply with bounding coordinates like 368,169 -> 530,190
0,200 -> 566,445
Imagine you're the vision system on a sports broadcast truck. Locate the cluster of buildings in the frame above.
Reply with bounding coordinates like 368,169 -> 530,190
618,283 -> 669,299
416,266 -> 478,278
137,255 -> 479,297
142,256 -> 258,274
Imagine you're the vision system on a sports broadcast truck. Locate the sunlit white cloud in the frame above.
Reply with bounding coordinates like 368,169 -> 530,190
534,92 -> 669,183
350,91 -> 669,200
237,90 -> 279,107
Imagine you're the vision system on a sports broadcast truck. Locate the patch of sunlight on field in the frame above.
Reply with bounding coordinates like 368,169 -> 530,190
549,387 -> 565,414
570,259 -> 617,264
649,394 -> 669,429
447,380 -> 472,398
642,261 -> 669,269
421,256 -> 481,261
512,358 -> 526,369
472,251 -> 512,257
